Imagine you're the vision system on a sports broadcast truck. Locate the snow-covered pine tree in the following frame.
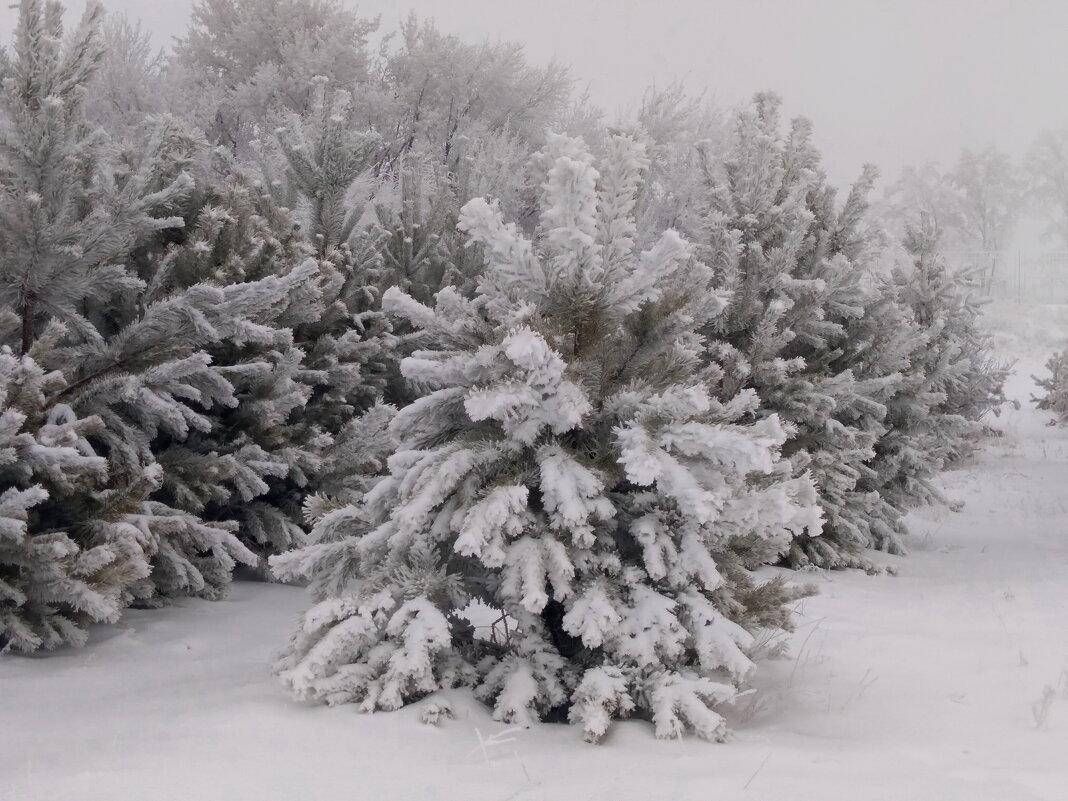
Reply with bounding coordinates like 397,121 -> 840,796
132,80 -> 396,564
0,1 -> 265,614
898,223 -> 1007,457
272,84 -> 542,515
83,12 -> 165,138
694,94 -> 897,568
267,80 -> 397,513
272,132 -> 821,742
367,156 -> 471,306
363,137 -> 540,410
104,121 -> 325,570
369,14 -> 570,177
172,0 -> 378,155
1,0 -> 143,355
0,346 -> 148,652
634,83 -> 726,237
273,77 -> 379,261
869,218 -> 1006,512
1035,351 -> 1068,423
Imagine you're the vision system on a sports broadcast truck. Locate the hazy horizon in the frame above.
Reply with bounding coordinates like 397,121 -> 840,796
2,0 -> 1065,203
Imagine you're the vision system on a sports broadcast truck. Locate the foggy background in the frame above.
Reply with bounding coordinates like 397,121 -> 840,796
2,0 -> 1065,196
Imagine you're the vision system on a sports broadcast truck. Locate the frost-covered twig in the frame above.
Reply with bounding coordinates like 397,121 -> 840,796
466,727 -> 523,763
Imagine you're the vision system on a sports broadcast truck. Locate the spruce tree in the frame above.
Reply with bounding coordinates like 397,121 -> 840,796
272,133 -> 820,742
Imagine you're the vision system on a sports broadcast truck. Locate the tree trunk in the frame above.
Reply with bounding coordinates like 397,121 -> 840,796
19,296 -> 34,355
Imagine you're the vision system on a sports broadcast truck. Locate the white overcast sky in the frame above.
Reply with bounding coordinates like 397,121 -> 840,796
2,0 -> 1066,189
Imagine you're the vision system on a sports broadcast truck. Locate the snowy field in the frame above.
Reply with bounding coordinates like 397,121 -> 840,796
2,301 -> 1067,801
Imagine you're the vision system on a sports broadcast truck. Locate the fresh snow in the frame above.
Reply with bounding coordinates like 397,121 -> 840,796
2,305 -> 1067,801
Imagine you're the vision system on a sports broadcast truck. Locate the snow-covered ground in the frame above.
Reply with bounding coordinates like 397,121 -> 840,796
3,302 -> 1067,801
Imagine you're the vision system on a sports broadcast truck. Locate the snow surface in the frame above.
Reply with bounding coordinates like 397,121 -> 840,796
3,301 -> 1068,801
